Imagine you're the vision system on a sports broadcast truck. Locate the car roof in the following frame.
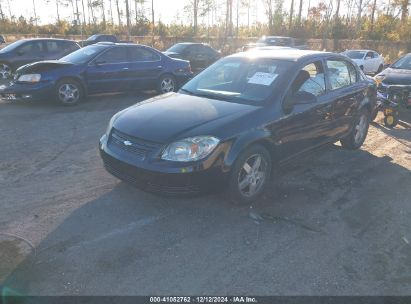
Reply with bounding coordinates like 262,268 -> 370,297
20,38 -> 76,42
230,49 -> 335,62
346,49 -> 376,52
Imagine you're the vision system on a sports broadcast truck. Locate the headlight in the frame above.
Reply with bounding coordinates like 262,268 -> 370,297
374,75 -> 385,86
18,74 -> 41,83
161,136 -> 220,162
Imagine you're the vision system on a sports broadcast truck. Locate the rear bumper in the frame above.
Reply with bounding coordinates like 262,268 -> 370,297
99,134 -> 229,196
0,81 -> 54,102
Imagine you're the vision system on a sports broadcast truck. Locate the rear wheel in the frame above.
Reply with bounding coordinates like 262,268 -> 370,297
55,79 -> 83,106
225,145 -> 272,206
157,74 -> 177,94
0,62 -> 12,79
340,108 -> 370,150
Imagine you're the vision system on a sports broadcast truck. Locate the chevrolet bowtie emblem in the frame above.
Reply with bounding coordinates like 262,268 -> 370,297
123,140 -> 133,146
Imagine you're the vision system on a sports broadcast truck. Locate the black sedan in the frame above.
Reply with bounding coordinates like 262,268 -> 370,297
100,50 -> 376,204
0,38 -> 80,79
0,43 -> 192,105
164,42 -> 221,72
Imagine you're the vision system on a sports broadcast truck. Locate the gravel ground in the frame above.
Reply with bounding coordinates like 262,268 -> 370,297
0,80 -> 410,296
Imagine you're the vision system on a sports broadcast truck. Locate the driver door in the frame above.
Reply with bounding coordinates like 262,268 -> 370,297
275,60 -> 335,160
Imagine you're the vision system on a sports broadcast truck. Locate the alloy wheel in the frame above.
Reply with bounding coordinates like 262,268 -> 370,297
160,77 -> 175,93
58,83 -> 80,104
0,63 -> 12,79
237,154 -> 268,198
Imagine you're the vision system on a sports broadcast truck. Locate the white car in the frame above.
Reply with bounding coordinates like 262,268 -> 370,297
343,49 -> 384,74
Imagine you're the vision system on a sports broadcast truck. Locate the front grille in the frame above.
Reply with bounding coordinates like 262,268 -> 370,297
108,128 -> 163,159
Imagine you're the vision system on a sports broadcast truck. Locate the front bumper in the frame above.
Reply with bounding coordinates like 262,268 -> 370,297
99,134 -> 229,196
0,81 -> 54,102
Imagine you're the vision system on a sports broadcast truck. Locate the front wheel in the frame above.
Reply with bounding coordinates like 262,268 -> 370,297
0,62 -> 12,79
55,79 -> 83,106
156,74 -> 177,94
340,108 -> 370,150
225,145 -> 272,206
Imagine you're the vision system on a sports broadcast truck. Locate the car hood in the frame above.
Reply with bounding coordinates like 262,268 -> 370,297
17,60 -> 74,74
113,92 -> 259,143
351,59 -> 364,64
378,67 -> 411,85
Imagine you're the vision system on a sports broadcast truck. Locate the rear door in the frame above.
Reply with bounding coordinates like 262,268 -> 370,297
86,47 -> 131,93
325,58 -> 364,138
127,46 -> 164,90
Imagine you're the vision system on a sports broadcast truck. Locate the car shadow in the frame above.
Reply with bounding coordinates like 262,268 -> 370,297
2,142 -> 411,295
370,111 -> 411,146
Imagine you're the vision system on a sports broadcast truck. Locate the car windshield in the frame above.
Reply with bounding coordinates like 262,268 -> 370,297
181,57 -> 293,104
0,40 -> 26,53
391,54 -> 411,70
59,45 -> 104,64
166,44 -> 188,53
86,35 -> 99,41
345,51 -> 366,59
258,37 -> 292,46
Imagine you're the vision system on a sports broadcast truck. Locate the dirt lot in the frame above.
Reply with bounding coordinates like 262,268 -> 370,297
0,80 -> 410,296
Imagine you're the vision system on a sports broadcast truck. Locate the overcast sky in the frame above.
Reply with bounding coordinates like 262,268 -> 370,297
4,0 -> 319,26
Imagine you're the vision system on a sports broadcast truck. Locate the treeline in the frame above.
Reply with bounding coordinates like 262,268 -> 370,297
0,0 -> 410,41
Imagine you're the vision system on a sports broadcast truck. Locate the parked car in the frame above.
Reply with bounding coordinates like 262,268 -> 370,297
342,49 -> 384,74
0,35 -> 5,44
375,53 -> 411,87
79,34 -> 131,47
242,36 -> 308,51
0,43 -> 192,105
0,38 -> 80,79
164,42 -> 221,72
99,50 -> 376,204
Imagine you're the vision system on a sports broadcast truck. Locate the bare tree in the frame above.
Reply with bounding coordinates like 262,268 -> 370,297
297,0 -> 303,25
400,0 -> 409,22
289,0 -> 294,30
125,0 -> 130,36
0,0 -> 4,20
116,0 -> 122,25
109,0 -> 114,24
263,0 -> 274,33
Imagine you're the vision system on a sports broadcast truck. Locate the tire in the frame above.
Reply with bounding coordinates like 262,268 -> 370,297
370,107 -> 378,121
340,108 -> 370,150
156,74 -> 177,94
55,79 -> 83,106
377,64 -> 383,74
225,144 -> 272,206
360,65 -> 364,71
383,114 -> 398,128
0,62 -> 12,79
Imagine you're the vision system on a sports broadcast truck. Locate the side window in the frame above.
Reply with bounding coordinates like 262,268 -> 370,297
46,41 -> 59,52
366,52 -> 373,59
294,61 -> 326,96
326,60 -> 351,90
129,47 -> 160,61
347,62 -> 358,84
96,47 -> 128,63
18,41 -> 44,54
105,35 -> 116,42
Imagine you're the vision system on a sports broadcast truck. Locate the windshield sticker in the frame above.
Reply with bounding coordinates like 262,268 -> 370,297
248,72 -> 278,86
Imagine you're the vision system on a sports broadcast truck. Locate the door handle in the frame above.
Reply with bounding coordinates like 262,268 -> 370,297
122,67 -> 129,71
